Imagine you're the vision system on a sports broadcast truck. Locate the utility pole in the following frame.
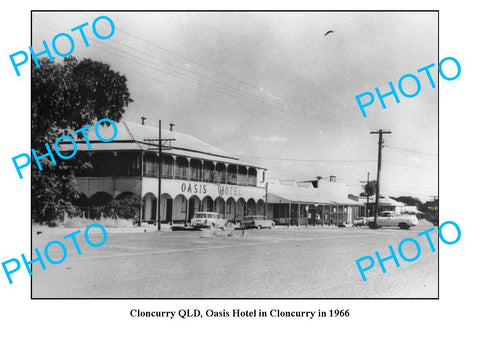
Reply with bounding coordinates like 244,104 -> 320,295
370,129 -> 391,227
144,120 -> 175,231
360,172 -> 370,217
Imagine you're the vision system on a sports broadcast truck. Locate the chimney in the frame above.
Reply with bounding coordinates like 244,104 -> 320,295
169,123 -> 175,131
141,116 -> 147,125
329,175 -> 336,182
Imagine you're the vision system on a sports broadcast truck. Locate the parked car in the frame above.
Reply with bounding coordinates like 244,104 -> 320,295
190,212 -> 227,229
240,215 -> 275,229
353,217 -> 368,226
367,211 -> 419,229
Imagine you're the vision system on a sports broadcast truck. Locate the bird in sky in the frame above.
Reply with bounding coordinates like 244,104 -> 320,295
324,30 -> 335,36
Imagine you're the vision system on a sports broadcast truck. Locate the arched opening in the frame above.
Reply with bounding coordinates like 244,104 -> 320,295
236,198 -> 246,221
173,194 -> 187,223
90,192 -> 113,207
142,192 -> 157,222
214,163 -> 226,184
115,191 -> 135,201
160,193 -> 173,223
202,196 -> 214,212
256,199 -> 265,216
188,195 -> 201,222
247,198 -> 256,216
215,197 -> 226,218
89,192 -> 113,219
227,164 -> 237,185
225,197 -> 236,221
111,191 -> 141,220
74,193 -> 91,219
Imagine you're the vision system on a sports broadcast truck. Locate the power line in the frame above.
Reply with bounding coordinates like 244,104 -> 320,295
40,14 -> 375,133
78,12 -> 366,120
383,160 -> 436,170
32,18 -> 300,125
34,16 -> 370,138
385,144 -> 438,157
239,155 -> 376,163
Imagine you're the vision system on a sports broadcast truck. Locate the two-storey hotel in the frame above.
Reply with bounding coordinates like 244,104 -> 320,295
62,120 -> 267,224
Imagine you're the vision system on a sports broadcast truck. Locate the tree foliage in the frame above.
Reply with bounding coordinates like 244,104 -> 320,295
392,196 -> 422,207
363,180 -> 377,197
420,199 -> 439,226
93,194 -> 142,220
32,57 -> 133,223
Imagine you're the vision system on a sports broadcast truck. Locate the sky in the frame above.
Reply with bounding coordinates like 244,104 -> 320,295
32,11 -> 438,202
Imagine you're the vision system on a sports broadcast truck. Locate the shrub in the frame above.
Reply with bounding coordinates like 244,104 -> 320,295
92,194 -> 142,220
62,216 -> 136,228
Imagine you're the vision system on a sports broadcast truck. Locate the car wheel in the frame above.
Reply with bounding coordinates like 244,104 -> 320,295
399,222 -> 410,230
256,225 -> 261,230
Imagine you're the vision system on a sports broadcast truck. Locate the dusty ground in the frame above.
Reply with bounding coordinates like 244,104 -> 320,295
31,220 -> 438,298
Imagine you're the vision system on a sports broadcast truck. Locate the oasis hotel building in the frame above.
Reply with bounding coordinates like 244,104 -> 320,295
63,120 -> 267,224
63,120 -> 362,226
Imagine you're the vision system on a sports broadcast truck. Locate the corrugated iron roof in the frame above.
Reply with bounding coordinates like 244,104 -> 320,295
267,180 -> 362,205
58,120 -> 265,169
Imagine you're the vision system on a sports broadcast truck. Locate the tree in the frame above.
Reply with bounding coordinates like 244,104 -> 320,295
94,194 -> 142,220
420,199 -> 439,226
364,180 -> 377,197
32,57 -> 133,223
392,196 -> 422,207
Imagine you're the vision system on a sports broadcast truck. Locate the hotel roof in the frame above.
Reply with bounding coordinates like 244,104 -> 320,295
60,120 -> 266,169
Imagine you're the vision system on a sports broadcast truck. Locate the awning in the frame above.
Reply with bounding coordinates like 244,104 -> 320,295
267,193 -> 363,206
328,198 -> 364,206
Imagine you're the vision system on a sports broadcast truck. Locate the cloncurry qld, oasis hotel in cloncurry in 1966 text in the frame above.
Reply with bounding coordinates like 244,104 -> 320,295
58,119 -> 363,227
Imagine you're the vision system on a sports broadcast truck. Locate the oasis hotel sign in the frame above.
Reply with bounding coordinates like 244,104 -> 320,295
150,178 -> 265,201
180,182 -> 242,197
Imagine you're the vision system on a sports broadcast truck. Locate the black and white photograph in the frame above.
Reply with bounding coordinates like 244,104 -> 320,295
4,0 -> 480,338
29,11 -> 439,298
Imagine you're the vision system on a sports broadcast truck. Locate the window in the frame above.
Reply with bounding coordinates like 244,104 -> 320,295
227,200 -> 232,214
